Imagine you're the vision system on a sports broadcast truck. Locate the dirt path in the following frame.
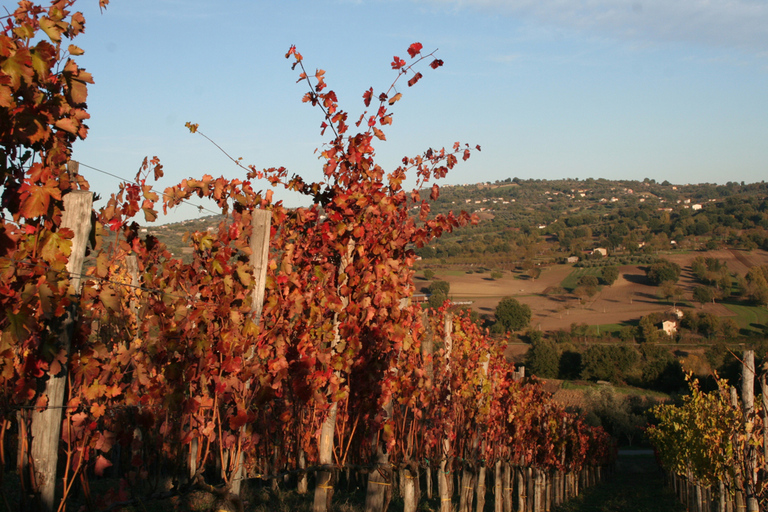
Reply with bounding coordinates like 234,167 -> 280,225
554,450 -> 685,512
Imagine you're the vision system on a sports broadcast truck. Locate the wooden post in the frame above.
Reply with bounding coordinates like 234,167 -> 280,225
30,190 -> 93,512
494,460 -> 503,512
475,461 -> 486,512
313,240 -> 355,512
438,313 -> 454,512
229,209 -> 271,497
458,463 -> 475,512
402,466 -> 419,512
741,350 -> 758,512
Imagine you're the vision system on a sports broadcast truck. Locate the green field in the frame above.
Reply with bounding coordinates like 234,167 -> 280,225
561,267 -> 604,292
722,303 -> 768,333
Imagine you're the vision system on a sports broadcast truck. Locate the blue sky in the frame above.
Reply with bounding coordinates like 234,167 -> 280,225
62,0 -> 768,222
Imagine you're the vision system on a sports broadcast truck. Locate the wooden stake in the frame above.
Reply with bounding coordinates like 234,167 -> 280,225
30,190 -> 93,512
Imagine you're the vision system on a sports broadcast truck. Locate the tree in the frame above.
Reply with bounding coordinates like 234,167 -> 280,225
745,266 -> 768,306
423,268 -> 435,280
527,266 -> 541,281
493,297 -> 531,332
600,266 -> 619,286
646,259 -> 681,285
658,281 -> 684,307
427,280 -> 450,309
525,338 -> 559,378
490,270 -> 503,280
581,345 -> 639,383
693,285 -> 716,307
578,275 -> 599,288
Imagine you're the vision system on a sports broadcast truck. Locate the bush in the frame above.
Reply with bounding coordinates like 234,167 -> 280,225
490,270 -> 503,280
423,269 -> 435,280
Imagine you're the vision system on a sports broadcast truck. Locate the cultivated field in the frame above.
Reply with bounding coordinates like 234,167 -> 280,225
426,249 -> 768,332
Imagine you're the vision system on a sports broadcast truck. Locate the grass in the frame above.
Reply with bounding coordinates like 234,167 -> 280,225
721,303 -> 768,333
553,452 -> 685,512
561,381 -> 671,400
561,268 -> 603,292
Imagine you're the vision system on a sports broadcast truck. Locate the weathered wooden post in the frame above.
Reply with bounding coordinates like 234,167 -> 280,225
741,350 -> 758,512
313,240 -> 355,512
30,188 -> 93,512
229,209 -> 271,496
438,313 -> 454,512
729,387 -> 745,512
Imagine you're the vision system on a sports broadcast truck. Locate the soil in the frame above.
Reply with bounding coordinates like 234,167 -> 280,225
435,249 -> 768,332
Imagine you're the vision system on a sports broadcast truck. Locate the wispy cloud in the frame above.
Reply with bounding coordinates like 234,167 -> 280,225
488,53 -> 522,63
417,0 -> 768,53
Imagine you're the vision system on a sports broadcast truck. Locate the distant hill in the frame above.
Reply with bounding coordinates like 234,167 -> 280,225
147,178 -> 768,264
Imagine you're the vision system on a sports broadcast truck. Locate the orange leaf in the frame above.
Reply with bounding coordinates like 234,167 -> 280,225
91,403 -> 106,419
54,117 -> 79,135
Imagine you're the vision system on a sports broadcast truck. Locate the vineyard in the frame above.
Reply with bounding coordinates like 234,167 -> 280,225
649,350 -> 768,512
0,2 -> 617,511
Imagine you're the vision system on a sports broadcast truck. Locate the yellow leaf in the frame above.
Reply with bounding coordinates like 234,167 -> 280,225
68,44 -> 84,56
39,17 -> 62,43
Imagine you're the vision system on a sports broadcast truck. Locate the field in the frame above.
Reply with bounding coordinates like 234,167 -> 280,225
422,249 -> 768,332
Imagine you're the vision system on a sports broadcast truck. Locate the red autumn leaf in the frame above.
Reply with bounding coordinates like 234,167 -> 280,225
407,42 -> 423,58
430,184 -> 440,201
229,408 -> 249,430
108,217 -> 122,232
407,72 -> 423,87
391,56 -> 406,70
372,127 -> 386,141
363,87 -> 373,107
430,58 -> 444,69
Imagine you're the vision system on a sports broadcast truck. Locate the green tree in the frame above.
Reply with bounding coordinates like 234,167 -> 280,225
525,338 -> 559,378
693,285 -> 715,307
578,275 -> 599,288
423,268 -> 435,280
638,315 -> 660,343
490,270 -> 503,280
493,296 -> 531,332
581,345 -> 639,383
429,280 -> 450,296
600,266 -> 619,286
646,259 -> 681,286
745,266 -> 768,306
658,281 -> 684,307
427,280 -> 450,309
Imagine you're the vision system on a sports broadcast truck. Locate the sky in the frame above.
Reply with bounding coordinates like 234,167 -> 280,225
43,0 -> 768,223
